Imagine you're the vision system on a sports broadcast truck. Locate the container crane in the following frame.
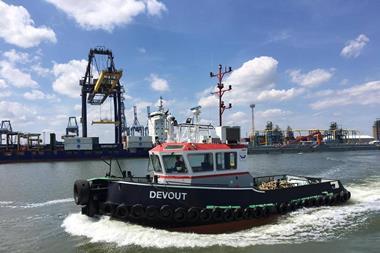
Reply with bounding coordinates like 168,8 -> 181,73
79,47 -> 126,146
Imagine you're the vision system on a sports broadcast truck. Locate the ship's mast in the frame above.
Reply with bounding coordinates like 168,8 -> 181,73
210,64 -> 232,126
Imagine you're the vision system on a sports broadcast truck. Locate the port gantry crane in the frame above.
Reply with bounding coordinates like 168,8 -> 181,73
65,117 -> 79,137
79,47 -> 127,146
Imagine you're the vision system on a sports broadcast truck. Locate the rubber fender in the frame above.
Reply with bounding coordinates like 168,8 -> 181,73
73,180 -> 90,205
338,191 -> 346,202
303,199 -> 310,207
146,205 -> 159,220
211,208 -> 223,222
314,197 -> 322,207
289,202 -> 297,211
243,208 -> 253,219
223,208 -> 234,222
329,195 -> 337,205
187,207 -> 201,223
262,206 -> 270,217
254,206 -> 263,217
321,196 -> 328,206
277,203 -> 288,214
101,201 -> 115,215
115,204 -> 129,219
310,198 -> 317,206
160,205 -> 173,220
173,207 -> 187,223
342,192 -> 349,202
318,196 -> 325,206
200,208 -> 212,222
131,204 -> 145,219
335,193 -> 342,203
233,208 -> 244,220
295,200 -> 303,209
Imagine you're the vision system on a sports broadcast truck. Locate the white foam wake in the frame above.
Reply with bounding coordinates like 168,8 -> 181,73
21,198 -> 73,208
0,198 -> 73,209
62,178 -> 380,248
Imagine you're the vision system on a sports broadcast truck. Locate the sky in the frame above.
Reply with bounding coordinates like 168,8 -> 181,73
0,0 -> 379,143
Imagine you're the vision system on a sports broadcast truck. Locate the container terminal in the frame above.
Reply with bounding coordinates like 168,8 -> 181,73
0,48 -> 379,164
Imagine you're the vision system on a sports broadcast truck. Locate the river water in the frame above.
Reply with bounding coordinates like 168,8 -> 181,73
0,150 -> 379,253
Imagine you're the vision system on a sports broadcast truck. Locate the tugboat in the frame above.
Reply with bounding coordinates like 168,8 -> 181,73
73,107 -> 351,233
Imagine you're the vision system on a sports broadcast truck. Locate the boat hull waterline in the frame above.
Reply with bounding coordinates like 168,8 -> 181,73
74,175 -> 351,233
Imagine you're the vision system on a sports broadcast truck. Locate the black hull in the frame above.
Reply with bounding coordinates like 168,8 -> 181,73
75,175 -> 351,233
0,148 -> 148,164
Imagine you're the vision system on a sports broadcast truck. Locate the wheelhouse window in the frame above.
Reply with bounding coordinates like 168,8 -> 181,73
216,152 -> 237,170
150,154 -> 162,172
162,154 -> 188,173
188,153 -> 214,172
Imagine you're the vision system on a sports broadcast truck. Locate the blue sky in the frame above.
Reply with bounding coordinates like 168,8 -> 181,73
0,0 -> 379,142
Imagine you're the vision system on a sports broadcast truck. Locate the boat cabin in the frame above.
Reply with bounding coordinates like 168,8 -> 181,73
149,142 -> 252,187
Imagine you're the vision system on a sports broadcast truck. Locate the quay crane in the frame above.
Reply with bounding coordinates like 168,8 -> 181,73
79,47 -> 127,146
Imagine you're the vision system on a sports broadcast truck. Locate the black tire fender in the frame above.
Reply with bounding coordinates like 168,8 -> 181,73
74,180 -> 90,205
100,201 -> 115,215
131,204 -> 145,219
243,208 -> 253,219
233,208 -> 244,220
277,203 -> 287,214
200,208 -> 212,222
187,207 -> 200,223
262,206 -> 270,217
160,205 -> 173,220
173,207 -> 187,223
115,204 -> 129,219
254,206 -> 263,217
211,208 -> 223,222
146,205 -> 159,220
223,208 -> 234,222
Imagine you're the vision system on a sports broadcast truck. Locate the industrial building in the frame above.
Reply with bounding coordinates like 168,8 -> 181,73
373,119 -> 380,140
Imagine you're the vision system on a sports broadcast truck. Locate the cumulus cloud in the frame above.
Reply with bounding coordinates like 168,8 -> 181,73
3,49 -> 29,64
148,73 -> 169,92
0,79 -> 11,97
199,56 -> 302,108
23,89 -> 45,100
313,89 -> 335,97
31,64 -> 51,77
0,1 -> 56,48
52,59 -> 87,98
340,34 -> 369,58
310,81 -> 380,110
46,0 -> 167,31
256,88 -> 304,101
227,56 -> 278,89
0,60 -> 38,88
256,108 -> 292,118
0,79 -> 7,89
0,90 -> 11,98
0,101 -> 37,124
288,68 -> 333,87
145,0 -> 167,16
224,111 -> 249,126
23,89 -> 58,101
